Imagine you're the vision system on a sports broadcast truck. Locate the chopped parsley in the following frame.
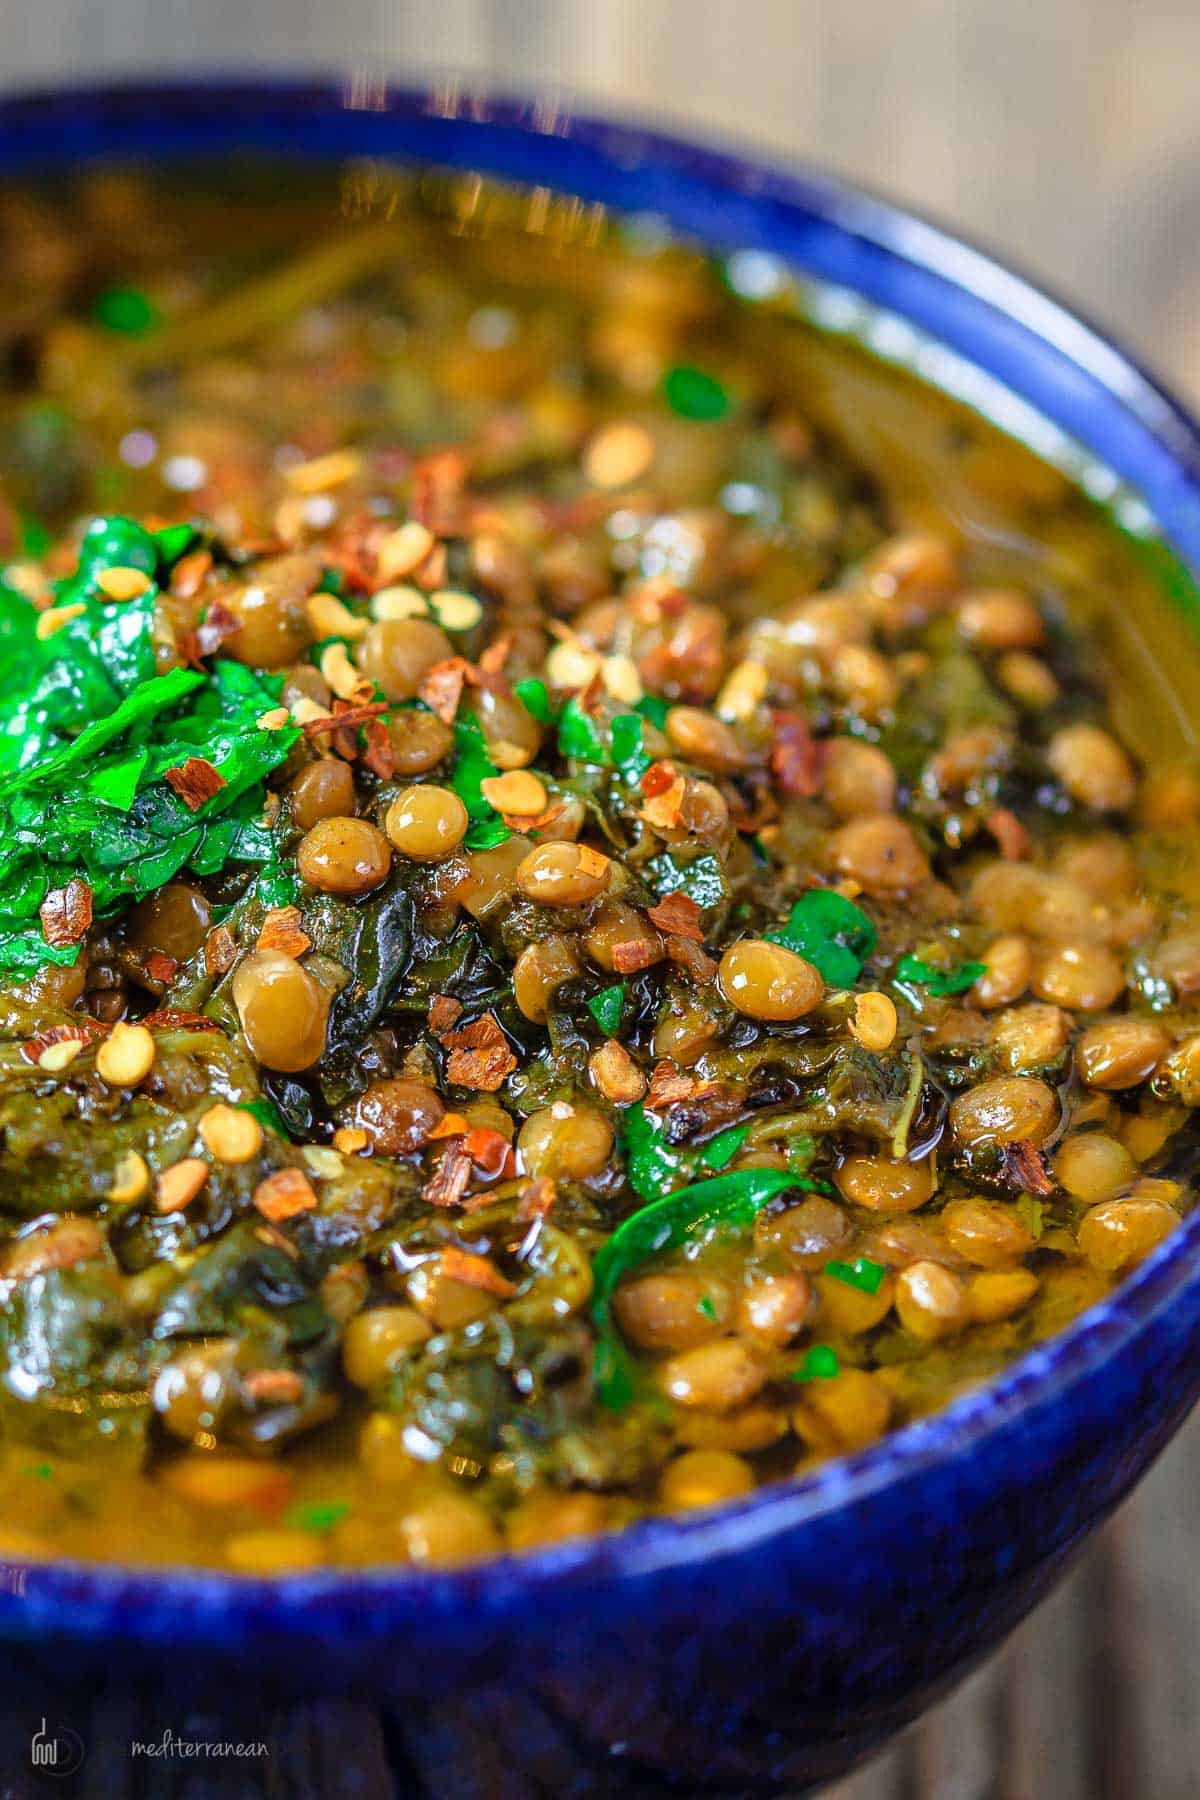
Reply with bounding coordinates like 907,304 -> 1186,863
894,954 -> 986,997
285,1500 -> 351,1534
663,364 -> 730,422
791,1345 -> 840,1382
825,1256 -> 886,1295
767,888 -> 877,987
587,982 -> 626,1036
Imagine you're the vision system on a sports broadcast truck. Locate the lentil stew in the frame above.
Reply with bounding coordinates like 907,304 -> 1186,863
1,160 -> 1199,1572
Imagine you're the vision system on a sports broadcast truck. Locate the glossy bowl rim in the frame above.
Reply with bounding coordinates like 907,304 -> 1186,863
2,72 -> 1200,1637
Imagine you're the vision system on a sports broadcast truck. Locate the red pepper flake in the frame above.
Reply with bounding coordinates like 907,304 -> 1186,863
770,711 -> 823,798
666,935 -> 719,984
360,715 -> 396,779
39,877 -> 93,947
423,1137 -> 473,1208
170,547 -> 213,600
164,756 -> 226,812
140,1007 -> 221,1034
21,1021 -> 106,1065
611,936 -> 664,975
195,599 -> 241,658
501,801 -> 566,834
439,1246 -> 517,1299
646,1060 -> 700,1108
640,759 -> 678,799
257,905 -> 312,959
517,1176 -> 558,1221
143,950 -> 179,986
253,1168 -> 319,1223
301,700 -> 389,739
646,890 -> 705,942
204,925 -> 238,976
478,633 -> 514,675
444,1013 -> 519,1093
410,449 -> 469,536
985,808 -> 1033,862
1002,1139 -> 1054,1197
464,1126 -> 516,1181
242,1369 -> 305,1407
428,994 -> 464,1038
427,1110 -> 471,1140
419,656 -> 469,726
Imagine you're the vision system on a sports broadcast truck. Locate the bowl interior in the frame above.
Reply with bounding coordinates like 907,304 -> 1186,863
0,75 -> 1199,1622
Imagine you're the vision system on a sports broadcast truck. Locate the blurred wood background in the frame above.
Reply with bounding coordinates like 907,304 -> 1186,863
5,4 -> 1200,1794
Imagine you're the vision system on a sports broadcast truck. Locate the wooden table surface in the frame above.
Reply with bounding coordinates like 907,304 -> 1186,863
2,6 -> 1200,1794
828,1411 -> 1200,1800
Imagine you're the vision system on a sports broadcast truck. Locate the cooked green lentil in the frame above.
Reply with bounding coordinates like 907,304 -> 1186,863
0,160 -> 1199,1571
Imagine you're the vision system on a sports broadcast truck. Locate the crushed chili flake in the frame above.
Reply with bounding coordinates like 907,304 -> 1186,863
21,1021 -> 105,1065
39,877 -> 93,947
640,759 -> 678,799
646,1060 -> 700,1108
444,1012 -> 519,1093
646,890 -> 705,941
1002,1139 -> 1054,1197
410,448 -> 469,535
423,1138 -> 473,1208
204,925 -> 238,976
169,547 -> 213,600
641,774 -> 687,830
428,994 -> 464,1037
501,801 -> 565,834
464,1125 -> 515,1180
439,1246 -> 517,1298
242,1369 -> 305,1407
666,935 -> 719,984
517,1175 -> 559,1221
253,1167 -> 319,1223
419,656 -> 469,725
143,951 -> 179,985
576,845 -> 611,881
478,633 -> 514,675
611,936 -> 664,975
257,905 -> 312,959
164,756 -> 226,811
986,808 -> 1034,862
770,710 -> 823,798
588,1039 -> 646,1105
360,716 -> 396,778
140,1007 -> 221,1034
427,1110 -> 471,1139
301,700 -> 389,739
195,599 -> 241,658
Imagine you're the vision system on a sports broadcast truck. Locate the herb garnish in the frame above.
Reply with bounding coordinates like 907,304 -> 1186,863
825,1256 -> 886,1295
592,1165 -> 807,1406
451,714 -> 512,849
767,888 -> 877,986
663,364 -> 730,421
587,982 -> 626,1036
791,1345 -> 840,1382
623,1102 -> 821,1203
0,522 -> 299,972
894,954 -> 986,997
285,1500 -> 350,1534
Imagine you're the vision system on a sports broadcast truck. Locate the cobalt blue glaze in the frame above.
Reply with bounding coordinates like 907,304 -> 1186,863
2,77 -> 1200,1795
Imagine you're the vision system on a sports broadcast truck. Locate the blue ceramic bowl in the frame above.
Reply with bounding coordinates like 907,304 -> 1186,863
4,77 -> 1200,1796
